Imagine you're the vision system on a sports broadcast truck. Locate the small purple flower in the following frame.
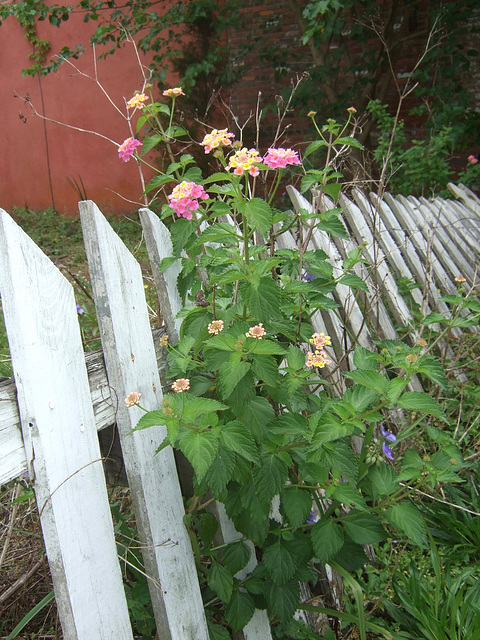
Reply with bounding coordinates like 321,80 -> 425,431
76,304 -> 85,315
381,424 -> 396,460
302,272 -> 315,281
306,510 -> 317,524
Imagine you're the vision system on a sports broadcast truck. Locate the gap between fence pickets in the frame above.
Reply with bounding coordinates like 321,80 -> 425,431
79,200 -> 209,640
0,327 -> 168,487
0,208 -> 133,639
137,206 -> 274,640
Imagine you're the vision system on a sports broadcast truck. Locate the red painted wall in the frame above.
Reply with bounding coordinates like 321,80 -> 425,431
1,6 -> 174,215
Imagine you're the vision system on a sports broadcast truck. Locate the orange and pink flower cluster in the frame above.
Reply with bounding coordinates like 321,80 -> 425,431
168,181 -> 208,220
306,332 -> 332,369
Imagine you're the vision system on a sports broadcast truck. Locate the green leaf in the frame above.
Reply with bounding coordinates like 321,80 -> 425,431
364,464 -> 399,498
145,173 -> 175,193
310,415 -> 349,446
253,455 -> 289,503
308,440 -> 358,482
331,483 -> 368,511
240,278 -> 282,321
207,620 -> 230,640
218,360 -> 251,398
343,369 -> 389,395
385,502 -> 426,545
132,410 -> 167,431
182,397 -> 228,418
246,339 -> 286,355
263,540 -> 298,586
397,391 -> 446,420
222,540 -> 251,575
387,377 -> 407,404
220,421 -> 258,463
178,430 -> 218,481
286,344 -> 307,370
311,519 -> 344,563
339,273 -> 370,292
343,512 -> 386,544
265,580 -> 300,622
240,396 -> 275,442
204,447 -> 236,495
240,197 -> 272,235
141,133 -> 163,155
204,333 -> 239,352
199,222 -> 239,243
208,561 -> 234,603
353,346 -> 379,370
416,356 -> 448,388
224,590 -> 255,631
282,487 -> 313,530
335,136 -> 364,149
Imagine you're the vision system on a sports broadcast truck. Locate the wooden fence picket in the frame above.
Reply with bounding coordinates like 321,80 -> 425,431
79,200 -> 209,640
0,209 -> 133,640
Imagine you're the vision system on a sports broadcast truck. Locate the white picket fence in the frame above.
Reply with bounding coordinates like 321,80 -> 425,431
0,183 -> 478,639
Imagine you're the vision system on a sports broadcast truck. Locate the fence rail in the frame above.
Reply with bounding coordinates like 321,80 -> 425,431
0,183 -> 478,639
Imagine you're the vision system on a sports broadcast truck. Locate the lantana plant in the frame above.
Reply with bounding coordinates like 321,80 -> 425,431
121,85 -> 468,638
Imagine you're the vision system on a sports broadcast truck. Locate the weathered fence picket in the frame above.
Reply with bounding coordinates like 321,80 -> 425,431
0,209 -> 133,639
0,183 -> 478,639
79,200 -> 209,640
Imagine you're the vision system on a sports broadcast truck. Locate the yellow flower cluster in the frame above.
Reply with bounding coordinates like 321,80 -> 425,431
127,92 -> 149,110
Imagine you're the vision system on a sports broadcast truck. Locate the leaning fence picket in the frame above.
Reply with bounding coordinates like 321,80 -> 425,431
137,205 -> 274,640
0,209 -> 133,640
79,200 -> 209,640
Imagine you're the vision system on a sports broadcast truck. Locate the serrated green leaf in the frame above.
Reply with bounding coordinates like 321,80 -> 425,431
265,580 -> 300,622
353,346 -> 379,370
385,502 -> 426,545
343,512 -> 386,544
240,278 -> 282,322
336,136 -> 364,149
263,541 -> 298,586
397,391 -> 446,420
253,455 -> 288,503
331,483 -> 368,511
416,356 -> 448,388
182,397 -> 228,418
204,333 -> 239,351
364,464 -> 399,498
207,620 -> 230,640
204,447 -> 236,495
311,519 -> 344,563
131,410 -> 167,432
308,440 -> 358,482
240,396 -> 275,442
240,197 -> 272,235
222,540 -> 252,575
343,369 -> 389,395
225,590 -> 255,631
178,430 -> 218,481
282,487 -> 313,530
339,273 -> 370,292
387,377 -> 407,403
220,421 -> 258,462
218,360 -> 251,398
145,173 -> 175,193
286,344 -> 307,370
208,561 -> 234,603
246,339 -> 286,355
310,415 -> 349,446
141,133 -> 163,155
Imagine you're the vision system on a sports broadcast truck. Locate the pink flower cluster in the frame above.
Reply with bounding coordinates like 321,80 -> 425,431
468,155 -> 478,165
118,137 -> 142,162
168,181 -> 208,220
227,148 -> 262,177
262,147 -> 301,169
